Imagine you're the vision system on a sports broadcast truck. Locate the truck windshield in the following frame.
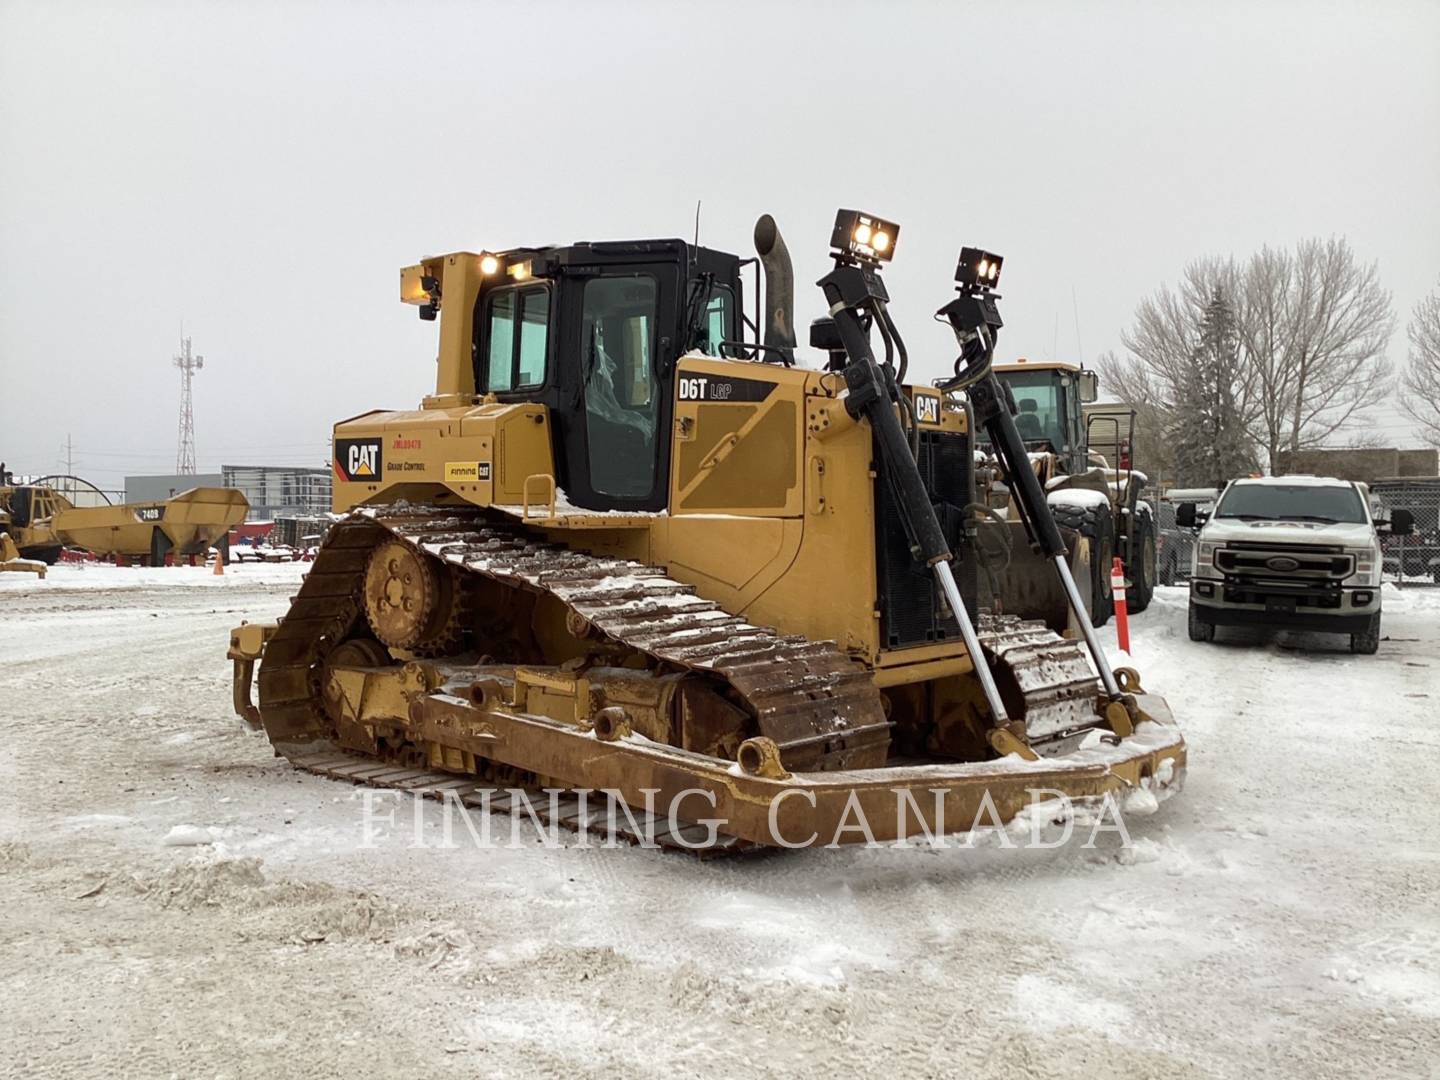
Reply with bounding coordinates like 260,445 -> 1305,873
1215,484 -> 1367,524
980,370 -> 1067,450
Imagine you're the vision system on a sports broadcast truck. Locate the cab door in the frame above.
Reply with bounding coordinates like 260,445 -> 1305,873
554,263 -> 681,512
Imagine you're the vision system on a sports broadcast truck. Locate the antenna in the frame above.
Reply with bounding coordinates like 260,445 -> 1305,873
1071,287 -> 1085,365
694,200 -> 702,247
174,334 -> 204,474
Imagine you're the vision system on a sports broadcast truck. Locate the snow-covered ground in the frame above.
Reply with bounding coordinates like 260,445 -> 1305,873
1,564 -> 1438,1078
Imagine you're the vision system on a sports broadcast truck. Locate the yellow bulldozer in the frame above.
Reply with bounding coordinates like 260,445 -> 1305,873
0,477 -> 249,566
228,211 -> 1185,850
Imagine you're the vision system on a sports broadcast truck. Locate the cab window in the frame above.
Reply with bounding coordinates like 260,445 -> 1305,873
481,285 -> 550,392
698,285 -> 733,356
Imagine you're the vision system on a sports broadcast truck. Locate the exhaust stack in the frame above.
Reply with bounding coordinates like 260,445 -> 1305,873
753,214 -> 797,364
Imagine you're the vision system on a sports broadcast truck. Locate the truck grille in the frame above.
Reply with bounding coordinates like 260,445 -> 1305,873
1215,543 -> 1353,582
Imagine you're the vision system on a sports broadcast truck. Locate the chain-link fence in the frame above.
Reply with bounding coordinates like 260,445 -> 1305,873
1372,478 -> 1440,587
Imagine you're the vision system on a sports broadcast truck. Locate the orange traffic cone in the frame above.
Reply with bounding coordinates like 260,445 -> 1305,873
213,548 -> 225,576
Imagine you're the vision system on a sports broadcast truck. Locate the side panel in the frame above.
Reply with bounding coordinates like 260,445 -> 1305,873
331,404 -> 554,513
669,357 -> 806,518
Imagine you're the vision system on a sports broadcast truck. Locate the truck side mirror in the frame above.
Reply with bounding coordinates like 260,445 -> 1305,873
1389,508 -> 1415,536
1078,370 -> 1099,404
1176,502 -> 1197,528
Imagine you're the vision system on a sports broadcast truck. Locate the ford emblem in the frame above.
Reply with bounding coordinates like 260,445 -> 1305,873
1265,556 -> 1300,572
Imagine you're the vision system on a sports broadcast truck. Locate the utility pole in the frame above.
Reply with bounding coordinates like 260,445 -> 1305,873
174,335 -> 204,474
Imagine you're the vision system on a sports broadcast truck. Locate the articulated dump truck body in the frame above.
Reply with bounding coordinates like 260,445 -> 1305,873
231,508 -> 1185,852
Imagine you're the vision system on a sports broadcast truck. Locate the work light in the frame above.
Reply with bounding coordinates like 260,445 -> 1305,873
955,246 -> 1003,292
830,209 -> 899,265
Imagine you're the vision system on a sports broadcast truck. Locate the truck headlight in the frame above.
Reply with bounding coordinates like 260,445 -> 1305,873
1195,541 -> 1220,571
1345,547 -> 1381,586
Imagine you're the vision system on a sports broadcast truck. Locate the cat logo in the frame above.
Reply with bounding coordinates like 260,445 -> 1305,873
914,394 -> 940,425
335,437 -> 383,482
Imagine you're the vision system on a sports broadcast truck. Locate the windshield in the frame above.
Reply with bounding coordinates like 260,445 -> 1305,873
1215,483 -> 1368,524
981,370 -> 1067,450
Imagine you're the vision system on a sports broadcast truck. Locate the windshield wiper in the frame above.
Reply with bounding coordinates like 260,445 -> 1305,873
1218,513 -> 1275,521
1288,514 -> 1340,524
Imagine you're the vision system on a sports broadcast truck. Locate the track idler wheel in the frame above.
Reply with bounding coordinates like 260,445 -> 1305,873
363,540 -> 464,653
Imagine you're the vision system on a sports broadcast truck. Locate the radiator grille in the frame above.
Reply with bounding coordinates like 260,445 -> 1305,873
874,430 -> 978,649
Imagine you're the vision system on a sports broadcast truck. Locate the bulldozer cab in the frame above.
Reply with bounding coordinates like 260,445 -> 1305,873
466,240 -> 744,512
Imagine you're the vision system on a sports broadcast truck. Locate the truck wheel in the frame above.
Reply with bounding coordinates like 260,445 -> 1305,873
1187,602 -> 1214,642
1128,511 -> 1157,613
1349,613 -> 1381,655
1053,501 -> 1115,626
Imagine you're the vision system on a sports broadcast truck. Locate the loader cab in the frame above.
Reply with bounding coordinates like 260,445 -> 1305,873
471,239 -> 743,513
984,360 -> 1090,474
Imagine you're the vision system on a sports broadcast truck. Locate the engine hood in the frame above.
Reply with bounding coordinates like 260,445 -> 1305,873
1201,518 -> 1377,548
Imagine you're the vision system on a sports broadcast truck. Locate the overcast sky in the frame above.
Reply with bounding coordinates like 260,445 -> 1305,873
3,0 -> 1437,491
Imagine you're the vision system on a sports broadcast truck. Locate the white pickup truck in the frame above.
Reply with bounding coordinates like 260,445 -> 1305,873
1178,475 -> 1414,655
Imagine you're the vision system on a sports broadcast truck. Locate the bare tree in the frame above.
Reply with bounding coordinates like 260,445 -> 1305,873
1236,238 -> 1395,471
1097,257 -> 1257,487
1400,280 -> 1440,447
1105,239 -> 1396,479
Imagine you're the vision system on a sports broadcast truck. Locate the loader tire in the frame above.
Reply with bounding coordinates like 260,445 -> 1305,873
1052,500 -> 1114,627
1128,510 -> 1157,613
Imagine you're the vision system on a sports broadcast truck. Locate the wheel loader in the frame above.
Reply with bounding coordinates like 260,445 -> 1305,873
227,211 -> 1185,850
975,361 -> 1157,630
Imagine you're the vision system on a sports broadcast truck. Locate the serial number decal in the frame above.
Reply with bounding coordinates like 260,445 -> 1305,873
134,506 -> 163,522
444,461 -> 492,482
914,394 -> 940,424
676,374 -> 777,403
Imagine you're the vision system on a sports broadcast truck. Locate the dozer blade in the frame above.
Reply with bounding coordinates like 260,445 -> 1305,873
980,521 -> 1093,635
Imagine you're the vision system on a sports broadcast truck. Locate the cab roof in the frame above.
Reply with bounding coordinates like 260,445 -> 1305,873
992,357 -> 1082,373
1230,475 -> 1356,488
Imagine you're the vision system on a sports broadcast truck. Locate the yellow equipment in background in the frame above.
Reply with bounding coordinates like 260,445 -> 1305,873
976,359 -> 1158,630
227,212 -> 1186,850
0,483 -> 249,565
